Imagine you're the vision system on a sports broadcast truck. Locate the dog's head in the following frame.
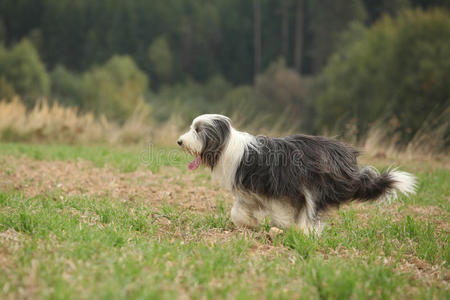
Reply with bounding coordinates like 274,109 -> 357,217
177,114 -> 231,170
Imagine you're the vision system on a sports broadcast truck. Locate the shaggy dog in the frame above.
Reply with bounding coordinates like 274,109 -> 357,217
177,114 -> 416,234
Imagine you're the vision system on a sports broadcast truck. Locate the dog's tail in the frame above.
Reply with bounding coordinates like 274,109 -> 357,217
354,167 -> 417,202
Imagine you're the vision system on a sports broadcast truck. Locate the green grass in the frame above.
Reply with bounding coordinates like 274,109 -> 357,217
0,142 -> 191,172
406,169 -> 450,210
278,211 -> 449,266
0,143 -> 449,299
2,192 -> 446,300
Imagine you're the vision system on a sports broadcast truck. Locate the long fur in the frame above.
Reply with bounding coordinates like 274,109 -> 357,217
178,114 -> 417,234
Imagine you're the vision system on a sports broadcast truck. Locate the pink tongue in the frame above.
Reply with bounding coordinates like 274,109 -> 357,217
188,156 -> 201,170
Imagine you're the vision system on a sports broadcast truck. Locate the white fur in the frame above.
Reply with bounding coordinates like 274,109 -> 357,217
363,166 -> 417,202
178,128 -> 203,154
211,128 -> 256,191
231,195 -> 295,229
296,189 -> 317,234
231,200 -> 253,228
390,170 -> 417,196
268,200 -> 294,228
230,193 -> 321,235
179,114 -> 256,191
192,114 -> 229,125
179,114 -> 233,155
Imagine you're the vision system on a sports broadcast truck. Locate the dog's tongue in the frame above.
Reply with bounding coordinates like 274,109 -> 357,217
188,155 -> 201,170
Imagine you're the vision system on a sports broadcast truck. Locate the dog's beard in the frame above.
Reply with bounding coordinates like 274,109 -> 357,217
181,146 -> 201,170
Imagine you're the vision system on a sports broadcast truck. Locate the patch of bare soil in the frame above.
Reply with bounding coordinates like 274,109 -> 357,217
0,156 -> 231,213
0,229 -> 25,269
395,256 -> 450,288
323,245 -> 449,288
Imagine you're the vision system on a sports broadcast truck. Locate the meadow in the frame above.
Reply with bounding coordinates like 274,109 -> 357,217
1,2 -> 449,299
0,142 -> 448,299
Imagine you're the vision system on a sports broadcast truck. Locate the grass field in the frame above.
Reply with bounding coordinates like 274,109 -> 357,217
0,143 -> 448,299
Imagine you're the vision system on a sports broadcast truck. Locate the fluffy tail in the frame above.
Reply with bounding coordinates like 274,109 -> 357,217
354,167 -> 417,201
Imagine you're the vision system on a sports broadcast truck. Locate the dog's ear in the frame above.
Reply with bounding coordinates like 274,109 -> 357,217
200,117 -> 231,169
212,117 -> 231,140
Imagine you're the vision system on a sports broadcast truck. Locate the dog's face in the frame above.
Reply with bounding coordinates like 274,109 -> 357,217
177,114 -> 231,170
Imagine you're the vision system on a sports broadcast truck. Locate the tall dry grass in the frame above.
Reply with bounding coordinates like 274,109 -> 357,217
0,98 -> 448,161
0,98 -> 153,144
362,107 -> 449,160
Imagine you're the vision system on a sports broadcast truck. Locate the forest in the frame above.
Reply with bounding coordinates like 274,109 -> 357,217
0,0 -> 449,147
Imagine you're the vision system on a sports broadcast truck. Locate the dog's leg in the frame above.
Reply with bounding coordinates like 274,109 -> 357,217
230,197 -> 259,229
295,190 -> 322,235
296,214 -> 323,235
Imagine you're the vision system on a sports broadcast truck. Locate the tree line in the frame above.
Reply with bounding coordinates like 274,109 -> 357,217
1,0 -> 446,85
0,0 -> 449,145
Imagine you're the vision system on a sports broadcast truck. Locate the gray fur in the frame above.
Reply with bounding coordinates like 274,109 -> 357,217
234,134 -> 397,220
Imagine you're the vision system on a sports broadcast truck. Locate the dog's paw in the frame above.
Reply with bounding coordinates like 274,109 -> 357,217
268,227 -> 284,239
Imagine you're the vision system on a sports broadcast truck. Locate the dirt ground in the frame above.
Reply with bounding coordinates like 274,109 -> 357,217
0,156 -> 227,214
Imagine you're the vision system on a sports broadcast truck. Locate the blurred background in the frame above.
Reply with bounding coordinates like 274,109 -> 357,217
0,0 -> 448,155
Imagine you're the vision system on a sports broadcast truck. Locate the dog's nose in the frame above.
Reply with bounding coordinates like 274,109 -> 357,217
177,140 -> 183,146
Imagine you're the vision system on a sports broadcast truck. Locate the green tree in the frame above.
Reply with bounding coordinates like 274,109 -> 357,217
0,19 -> 5,44
81,55 -> 148,122
1,0 -> 448,94
362,0 -> 411,24
308,0 -> 367,73
148,36 -> 174,84
313,9 -> 450,141
50,65 -> 83,107
0,39 -> 49,104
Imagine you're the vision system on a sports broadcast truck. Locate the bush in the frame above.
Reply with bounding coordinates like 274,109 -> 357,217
0,77 -> 15,99
253,59 -> 311,131
149,61 -> 313,134
222,85 -> 257,122
313,9 -> 450,142
81,55 -> 149,122
255,59 -> 309,109
50,65 -> 83,107
50,55 -> 149,122
149,75 -> 231,123
0,39 -> 49,104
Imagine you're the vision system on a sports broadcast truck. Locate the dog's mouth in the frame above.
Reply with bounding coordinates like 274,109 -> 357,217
180,146 -> 201,171
188,155 -> 201,170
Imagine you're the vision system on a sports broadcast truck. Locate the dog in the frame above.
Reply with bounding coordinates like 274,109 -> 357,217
177,114 -> 417,234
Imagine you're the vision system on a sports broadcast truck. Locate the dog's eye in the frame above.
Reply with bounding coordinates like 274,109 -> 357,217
195,127 -> 201,133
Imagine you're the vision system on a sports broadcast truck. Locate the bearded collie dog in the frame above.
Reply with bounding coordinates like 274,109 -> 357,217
177,114 -> 416,234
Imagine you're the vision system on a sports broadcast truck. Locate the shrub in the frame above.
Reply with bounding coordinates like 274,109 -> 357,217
149,75 -> 231,123
253,59 -> 311,132
50,55 -> 149,123
82,55 -> 149,122
222,85 -> 258,125
313,9 -> 450,142
0,39 -> 49,104
0,77 -> 15,99
50,65 -> 83,107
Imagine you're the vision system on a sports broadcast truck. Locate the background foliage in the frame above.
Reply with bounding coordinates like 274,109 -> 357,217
0,0 -> 449,145
313,9 -> 450,141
